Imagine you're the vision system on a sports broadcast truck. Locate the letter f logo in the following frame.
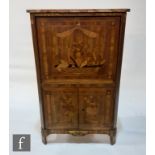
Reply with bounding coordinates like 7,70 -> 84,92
18,136 -> 26,150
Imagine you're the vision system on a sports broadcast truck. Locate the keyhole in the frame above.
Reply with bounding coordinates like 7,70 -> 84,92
82,108 -> 85,111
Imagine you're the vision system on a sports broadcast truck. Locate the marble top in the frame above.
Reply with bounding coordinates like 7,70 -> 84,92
27,9 -> 130,13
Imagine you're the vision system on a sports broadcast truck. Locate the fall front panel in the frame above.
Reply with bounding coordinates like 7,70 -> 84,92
36,16 -> 120,80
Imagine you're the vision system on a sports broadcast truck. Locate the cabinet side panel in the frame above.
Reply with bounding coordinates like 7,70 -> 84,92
30,14 -> 46,129
113,13 -> 127,128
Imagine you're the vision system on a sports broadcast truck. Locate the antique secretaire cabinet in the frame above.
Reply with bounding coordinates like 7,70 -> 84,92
27,9 -> 130,145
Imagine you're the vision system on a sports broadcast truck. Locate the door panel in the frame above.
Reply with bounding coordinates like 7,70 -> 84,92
36,16 -> 120,81
43,88 -> 78,129
79,88 -> 114,130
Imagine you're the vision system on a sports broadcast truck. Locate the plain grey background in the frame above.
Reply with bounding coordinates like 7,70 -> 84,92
10,0 -> 145,155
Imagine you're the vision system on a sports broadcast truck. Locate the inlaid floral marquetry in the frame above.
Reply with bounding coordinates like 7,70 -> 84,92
79,88 -> 114,129
43,88 -> 78,129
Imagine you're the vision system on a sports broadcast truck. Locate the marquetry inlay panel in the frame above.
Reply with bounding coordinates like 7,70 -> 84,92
79,88 -> 114,129
43,88 -> 78,129
36,17 -> 120,80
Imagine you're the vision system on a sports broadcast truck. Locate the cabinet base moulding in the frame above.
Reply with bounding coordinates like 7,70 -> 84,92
41,128 -> 117,145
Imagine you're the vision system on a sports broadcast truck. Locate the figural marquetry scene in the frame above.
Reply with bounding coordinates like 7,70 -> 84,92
55,23 -> 106,71
27,9 -> 130,145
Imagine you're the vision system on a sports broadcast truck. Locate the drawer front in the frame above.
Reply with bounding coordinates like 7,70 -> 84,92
79,88 -> 114,130
36,16 -> 120,81
43,88 -> 78,129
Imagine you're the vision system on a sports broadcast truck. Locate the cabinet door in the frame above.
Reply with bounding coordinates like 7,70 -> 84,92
79,88 -> 114,130
43,88 -> 78,129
